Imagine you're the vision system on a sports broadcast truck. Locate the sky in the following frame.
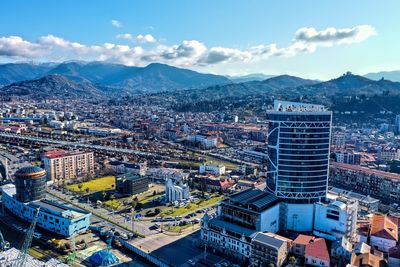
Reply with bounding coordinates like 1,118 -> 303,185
0,0 -> 399,80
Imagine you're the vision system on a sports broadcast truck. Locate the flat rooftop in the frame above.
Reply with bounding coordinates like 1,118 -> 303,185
271,100 -> 328,112
332,162 -> 400,181
225,188 -> 279,212
42,149 -> 91,159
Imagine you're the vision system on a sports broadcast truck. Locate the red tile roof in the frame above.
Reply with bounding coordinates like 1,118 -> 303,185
305,238 -> 330,262
293,234 -> 314,245
370,214 -> 398,241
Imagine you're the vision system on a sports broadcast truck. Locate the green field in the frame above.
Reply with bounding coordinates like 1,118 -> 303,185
160,195 -> 223,217
67,176 -> 115,194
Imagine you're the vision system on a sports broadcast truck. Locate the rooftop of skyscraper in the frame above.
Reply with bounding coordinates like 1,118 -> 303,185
272,100 -> 328,112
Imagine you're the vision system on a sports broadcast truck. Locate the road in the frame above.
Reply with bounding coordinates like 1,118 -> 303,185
0,132 -> 164,158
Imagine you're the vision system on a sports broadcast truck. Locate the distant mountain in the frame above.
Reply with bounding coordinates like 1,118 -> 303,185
0,74 -> 102,99
165,74 -> 319,102
364,70 -> 400,82
0,61 -> 231,93
304,72 -> 400,96
0,63 -> 53,86
226,73 -> 275,83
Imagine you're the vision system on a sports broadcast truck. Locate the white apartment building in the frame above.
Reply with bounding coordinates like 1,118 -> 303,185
187,134 -> 218,148
42,149 -> 94,183
199,164 -> 226,176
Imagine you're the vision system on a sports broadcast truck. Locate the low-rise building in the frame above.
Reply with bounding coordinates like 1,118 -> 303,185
251,232 -> 292,267
115,173 -> 149,196
370,214 -> 398,252
305,238 -> 330,267
199,164 -> 226,176
1,184 -> 91,237
109,160 -> 147,176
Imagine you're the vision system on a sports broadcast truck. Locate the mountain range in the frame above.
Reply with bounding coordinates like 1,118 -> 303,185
2,62 -> 400,102
0,61 -> 231,97
364,70 -> 400,82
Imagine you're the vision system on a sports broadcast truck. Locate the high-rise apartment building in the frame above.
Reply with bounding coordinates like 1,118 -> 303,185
266,100 -> 332,203
42,149 -> 94,183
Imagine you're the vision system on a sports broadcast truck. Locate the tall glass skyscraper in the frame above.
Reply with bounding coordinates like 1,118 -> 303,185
266,100 -> 332,203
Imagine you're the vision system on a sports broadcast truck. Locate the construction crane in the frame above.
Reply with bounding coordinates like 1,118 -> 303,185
0,229 -> 10,251
13,208 -> 40,267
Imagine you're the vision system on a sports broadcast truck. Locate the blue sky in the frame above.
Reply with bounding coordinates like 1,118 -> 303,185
0,0 -> 399,79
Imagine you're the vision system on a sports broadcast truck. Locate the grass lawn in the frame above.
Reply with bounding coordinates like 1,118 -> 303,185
165,223 -> 195,233
67,176 -> 115,194
160,194 -> 223,217
104,199 -> 122,209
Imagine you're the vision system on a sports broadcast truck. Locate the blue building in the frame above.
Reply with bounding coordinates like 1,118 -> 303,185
1,166 -> 91,237
266,100 -> 332,203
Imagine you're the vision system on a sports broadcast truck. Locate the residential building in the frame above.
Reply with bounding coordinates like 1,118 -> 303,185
305,238 -> 330,267
350,242 -> 385,267
334,151 -> 361,165
266,100 -> 332,202
377,147 -> 400,162
187,133 -> 218,148
251,232 -> 292,267
330,162 -> 400,203
199,164 -> 226,176
109,160 -> 147,176
42,149 -> 94,183
370,214 -> 398,252
115,173 -> 149,196
292,234 -> 314,256
165,178 -> 189,203
201,189 -> 281,259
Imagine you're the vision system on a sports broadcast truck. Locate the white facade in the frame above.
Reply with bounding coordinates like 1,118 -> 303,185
187,134 -> 218,148
199,164 -> 226,176
284,203 -> 314,232
313,200 -> 358,241
165,178 -> 189,203
1,184 -> 91,237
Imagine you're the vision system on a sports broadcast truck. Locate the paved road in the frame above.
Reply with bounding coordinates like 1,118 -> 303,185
0,132 -> 163,158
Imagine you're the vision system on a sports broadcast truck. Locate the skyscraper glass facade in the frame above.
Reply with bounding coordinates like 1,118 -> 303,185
266,101 -> 332,203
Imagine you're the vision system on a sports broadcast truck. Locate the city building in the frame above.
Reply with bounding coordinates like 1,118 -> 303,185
305,238 -> 330,267
330,162 -> 400,203
350,242 -> 384,267
115,173 -> 149,196
165,178 -> 190,203
313,199 -> 358,241
292,234 -> 314,256
334,151 -> 361,165
331,132 -> 346,148
377,147 -> 400,162
1,166 -> 91,237
201,189 -> 281,259
250,232 -> 292,267
389,245 -> 400,267
109,160 -> 147,176
42,149 -> 94,183
266,100 -> 332,203
199,164 -> 226,176
370,214 -> 398,252
328,187 -> 380,213
395,114 -> 400,135
187,133 -> 218,148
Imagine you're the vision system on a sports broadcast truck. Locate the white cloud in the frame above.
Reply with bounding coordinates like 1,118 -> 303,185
111,20 -> 122,28
136,34 -> 156,43
0,25 -> 376,67
294,25 -> 376,45
116,33 -> 156,43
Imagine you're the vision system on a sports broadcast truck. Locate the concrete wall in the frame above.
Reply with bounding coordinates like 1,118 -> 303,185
285,204 -> 314,232
259,203 -> 280,233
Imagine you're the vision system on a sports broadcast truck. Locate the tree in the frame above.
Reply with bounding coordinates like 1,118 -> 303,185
77,183 -> 83,192
102,191 -> 107,201
85,188 -> 90,194
153,190 -> 157,196
288,256 -> 297,267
